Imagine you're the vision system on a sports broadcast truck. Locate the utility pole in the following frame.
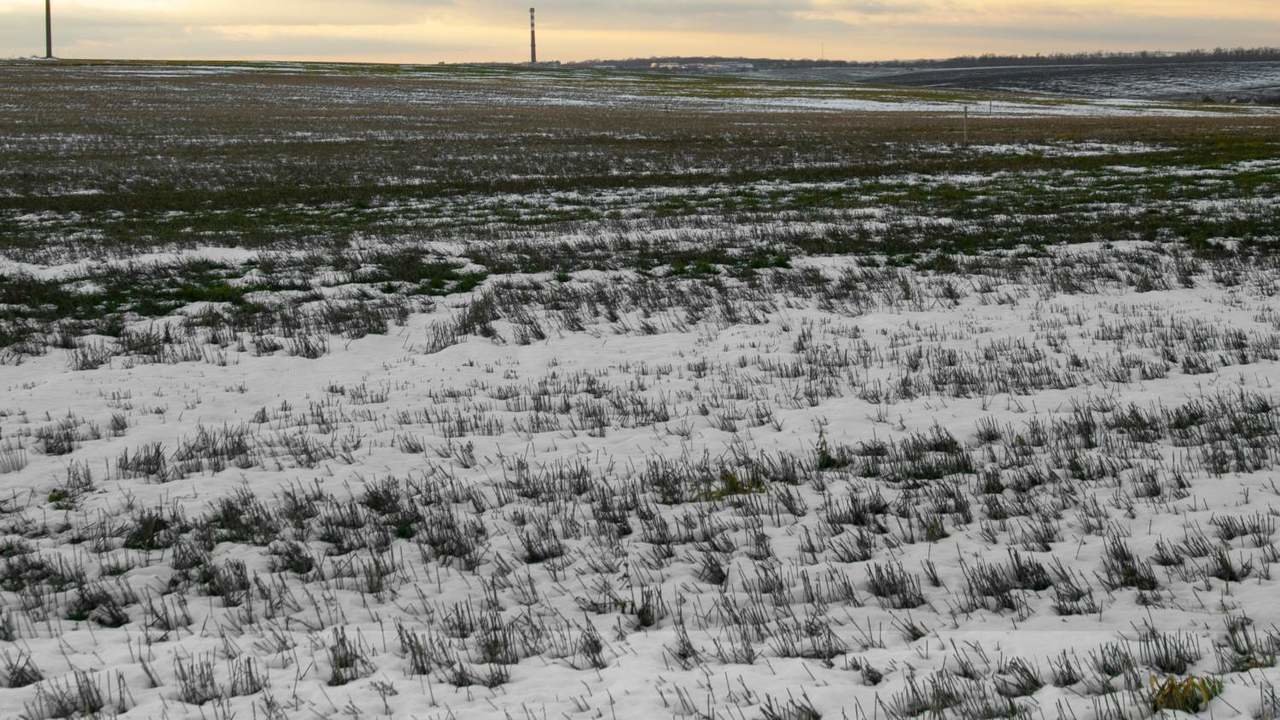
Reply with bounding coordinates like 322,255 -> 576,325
529,7 -> 537,65
45,0 -> 53,59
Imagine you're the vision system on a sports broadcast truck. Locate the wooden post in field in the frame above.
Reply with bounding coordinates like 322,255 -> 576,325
963,105 -> 969,147
45,0 -> 53,59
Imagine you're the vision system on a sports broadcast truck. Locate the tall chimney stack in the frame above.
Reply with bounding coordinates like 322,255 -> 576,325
529,7 -> 537,65
45,0 -> 53,59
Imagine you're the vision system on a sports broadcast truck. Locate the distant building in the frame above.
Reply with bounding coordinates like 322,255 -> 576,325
650,62 -> 756,73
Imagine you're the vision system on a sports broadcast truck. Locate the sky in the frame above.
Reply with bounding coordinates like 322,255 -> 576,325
1,1 -> 1278,64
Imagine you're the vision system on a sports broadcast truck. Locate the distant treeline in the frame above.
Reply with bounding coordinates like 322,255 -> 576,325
572,48 -> 1280,70
891,47 -> 1280,68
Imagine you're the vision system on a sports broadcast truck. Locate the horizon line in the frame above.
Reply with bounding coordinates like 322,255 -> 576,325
10,45 -> 1280,69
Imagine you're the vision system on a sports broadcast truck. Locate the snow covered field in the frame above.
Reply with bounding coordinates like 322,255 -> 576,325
3,62 -> 1280,720
755,60 -> 1280,105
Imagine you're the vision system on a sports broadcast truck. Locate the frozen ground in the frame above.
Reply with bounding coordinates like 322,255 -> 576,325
2,62 -> 1280,720
754,61 -> 1280,105
5,59 -> 1278,119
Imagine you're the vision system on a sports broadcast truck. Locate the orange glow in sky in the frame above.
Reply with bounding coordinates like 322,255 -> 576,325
1,1 -> 1277,62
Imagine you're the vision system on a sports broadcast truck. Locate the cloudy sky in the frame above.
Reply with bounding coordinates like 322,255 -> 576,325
2,1 -> 1278,63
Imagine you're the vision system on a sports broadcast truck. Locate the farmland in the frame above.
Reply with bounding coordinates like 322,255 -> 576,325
2,61 -> 1280,719
753,60 -> 1280,104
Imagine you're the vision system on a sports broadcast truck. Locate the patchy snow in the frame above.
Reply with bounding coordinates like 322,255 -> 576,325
4,241 -> 1280,719
3,61 -> 1280,720
728,94 -> 1280,117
